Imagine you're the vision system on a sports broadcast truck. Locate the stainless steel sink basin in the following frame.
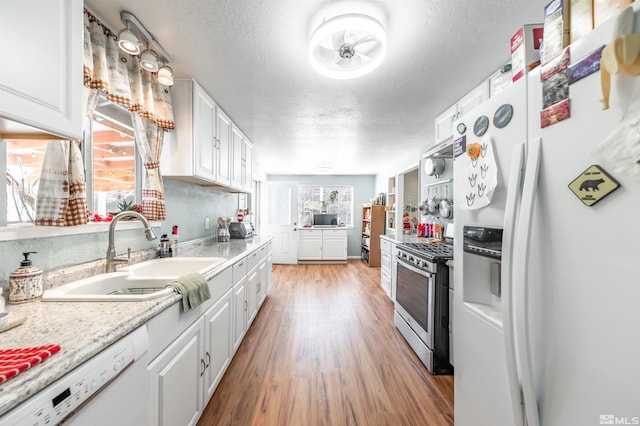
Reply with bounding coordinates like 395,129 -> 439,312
42,257 -> 227,302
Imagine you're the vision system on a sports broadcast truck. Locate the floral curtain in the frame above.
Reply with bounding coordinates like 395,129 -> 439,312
36,9 -> 174,225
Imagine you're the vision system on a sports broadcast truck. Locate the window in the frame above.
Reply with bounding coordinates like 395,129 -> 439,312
297,185 -> 353,227
86,100 -> 140,218
3,99 -> 140,225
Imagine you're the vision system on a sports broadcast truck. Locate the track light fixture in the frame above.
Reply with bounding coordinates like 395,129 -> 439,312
118,11 -> 174,85
117,23 -> 140,55
140,45 -> 159,72
157,64 -> 174,86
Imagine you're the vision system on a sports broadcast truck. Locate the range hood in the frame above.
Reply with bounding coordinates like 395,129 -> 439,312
423,139 -> 453,159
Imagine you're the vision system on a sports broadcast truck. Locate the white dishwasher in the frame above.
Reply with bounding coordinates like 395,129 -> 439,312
0,325 -> 149,426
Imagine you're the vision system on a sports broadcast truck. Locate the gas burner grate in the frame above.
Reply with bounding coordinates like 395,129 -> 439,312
398,242 -> 453,261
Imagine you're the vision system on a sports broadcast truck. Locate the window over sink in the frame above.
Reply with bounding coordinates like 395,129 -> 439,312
2,98 -> 142,226
297,185 -> 353,227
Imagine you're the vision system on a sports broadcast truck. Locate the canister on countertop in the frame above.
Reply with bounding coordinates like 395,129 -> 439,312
9,252 -> 43,304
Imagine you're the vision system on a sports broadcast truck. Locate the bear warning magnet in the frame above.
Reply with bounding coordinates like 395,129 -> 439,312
568,165 -> 620,206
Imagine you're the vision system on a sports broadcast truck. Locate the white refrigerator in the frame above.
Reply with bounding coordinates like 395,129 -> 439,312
453,5 -> 640,425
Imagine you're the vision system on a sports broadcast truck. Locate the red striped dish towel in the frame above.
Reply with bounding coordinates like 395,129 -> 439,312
0,345 -> 61,384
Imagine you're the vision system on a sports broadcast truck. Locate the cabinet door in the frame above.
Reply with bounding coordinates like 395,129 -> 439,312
247,268 -> 258,325
215,106 -> 232,186
298,231 -> 323,260
434,103 -> 457,144
204,289 -> 233,401
243,139 -> 253,191
148,317 -> 205,426
457,81 -> 489,118
232,279 -> 247,353
257,260 -> 267,308
265,253 -> 273,294
230,125 -> 244,189
194,84 -> 216,180
322,231 -> 347,260
0,0 -> 82,140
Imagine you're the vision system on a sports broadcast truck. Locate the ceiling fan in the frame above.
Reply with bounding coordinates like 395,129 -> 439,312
309,14 -> 387,79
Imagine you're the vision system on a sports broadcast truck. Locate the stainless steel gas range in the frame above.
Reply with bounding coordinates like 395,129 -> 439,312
394,242 -> 453,375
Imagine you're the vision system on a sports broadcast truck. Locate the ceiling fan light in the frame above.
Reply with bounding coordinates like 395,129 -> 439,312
157,65 -> 174,86
140,48 -> 159,72
117,28 -> 141,55
309,13 -> 387,80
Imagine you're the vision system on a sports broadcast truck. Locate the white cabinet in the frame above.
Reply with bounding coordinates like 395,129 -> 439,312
232,257 -> 248,353
380,237 -> 396,300
434,80 -> 489,144
215,106 -> 232,186
161,79 -> 233,189
0,0 -> 82,140
298,230 -> 323,260
247,267 -> 259,325
322,229 -> 348,260
203,289 -> 233,401
148,317 -> 205,426
298,229 -> 347,262
230,125 -> 253,191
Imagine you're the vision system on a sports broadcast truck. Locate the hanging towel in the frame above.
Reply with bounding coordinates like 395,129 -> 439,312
0,344 -> 61,384
166,273 -> 210,312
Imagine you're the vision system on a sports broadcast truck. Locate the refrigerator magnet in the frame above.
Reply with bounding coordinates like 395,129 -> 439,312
568,165 -> 620,206
568,45 -> 605,84
493,104 -> 513,128
541,98 -> 570,128
474,116 -> 490,136
457,122 -> 467,135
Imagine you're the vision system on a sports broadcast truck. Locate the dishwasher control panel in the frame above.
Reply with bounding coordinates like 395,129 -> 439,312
0,326 -> 147,425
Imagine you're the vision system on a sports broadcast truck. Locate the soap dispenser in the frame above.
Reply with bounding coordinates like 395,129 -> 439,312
9,252 -> 43,304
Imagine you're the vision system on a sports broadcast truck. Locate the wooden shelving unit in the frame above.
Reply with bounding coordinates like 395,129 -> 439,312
361,205 -> 385,267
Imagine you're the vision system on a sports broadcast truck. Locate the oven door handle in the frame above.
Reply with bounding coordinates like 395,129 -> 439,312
397,256 -> 432,278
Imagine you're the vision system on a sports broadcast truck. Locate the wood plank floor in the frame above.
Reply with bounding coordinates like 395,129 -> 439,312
198,260 -> 454,426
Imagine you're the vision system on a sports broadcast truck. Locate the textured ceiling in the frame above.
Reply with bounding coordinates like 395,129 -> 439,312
85,0 -> 548,176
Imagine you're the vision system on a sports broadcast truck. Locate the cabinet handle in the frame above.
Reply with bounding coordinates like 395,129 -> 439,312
244,300 -> 248,311
205,352 -> 211,368
200,359 -> 206,376
257,283 -> 261,293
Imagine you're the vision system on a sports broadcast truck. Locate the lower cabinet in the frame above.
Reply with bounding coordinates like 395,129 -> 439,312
298,229 -> 347,262
380,237 -> 397,300
204,289 -> 233,400
147,241 -> 272,426
148,317 -> 205,426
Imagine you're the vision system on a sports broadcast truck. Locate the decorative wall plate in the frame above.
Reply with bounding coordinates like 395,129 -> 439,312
493,104 -> 513,129
474,116 -> 489,136
457,122 -> 467,134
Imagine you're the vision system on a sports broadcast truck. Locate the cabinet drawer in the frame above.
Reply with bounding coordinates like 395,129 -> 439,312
381,251 -> 391,272
248,245 -> 266,271
381,238 -> 391,254
233,257 -> 247,285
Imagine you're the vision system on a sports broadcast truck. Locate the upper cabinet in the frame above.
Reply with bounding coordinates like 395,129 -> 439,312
0,0 -> 83,140
434,80 -> 489,145
161,79 -> 251,192
231,124 -> 253,191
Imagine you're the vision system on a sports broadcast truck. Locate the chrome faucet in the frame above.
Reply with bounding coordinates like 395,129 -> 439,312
105,211 -> 158,273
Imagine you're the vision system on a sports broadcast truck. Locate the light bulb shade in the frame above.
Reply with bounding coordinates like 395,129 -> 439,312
117,28 -> 141,55
309,14 -> 387,80
140,49 -> 159,72
157,65 -> 174,86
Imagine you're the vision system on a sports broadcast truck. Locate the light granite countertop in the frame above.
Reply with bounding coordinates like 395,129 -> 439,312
0,236 -> 272,417
380,233 -> 427,244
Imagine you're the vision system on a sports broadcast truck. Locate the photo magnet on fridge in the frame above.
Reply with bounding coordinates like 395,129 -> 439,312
568,45 -> 605,84
542,69 -> 569,108
541,98 -> 570,128
541,46 -> 570,81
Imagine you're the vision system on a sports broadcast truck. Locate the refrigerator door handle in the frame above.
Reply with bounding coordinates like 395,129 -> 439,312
514,137 -> 542,426
501,142 -> 525,426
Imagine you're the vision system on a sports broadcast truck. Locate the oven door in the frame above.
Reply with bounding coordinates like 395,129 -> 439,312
395,256 -> 434,348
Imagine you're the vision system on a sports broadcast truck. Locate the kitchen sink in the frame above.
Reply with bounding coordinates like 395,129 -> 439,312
42,257 -> 227,302
122,257 -> 226,278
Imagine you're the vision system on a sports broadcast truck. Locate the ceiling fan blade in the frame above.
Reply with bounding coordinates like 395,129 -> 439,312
317,45 -> 338,62
354,52 -> 371,65
331,31 -> 346,50
352,34 -> 375,47
336,57 -> 352,67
